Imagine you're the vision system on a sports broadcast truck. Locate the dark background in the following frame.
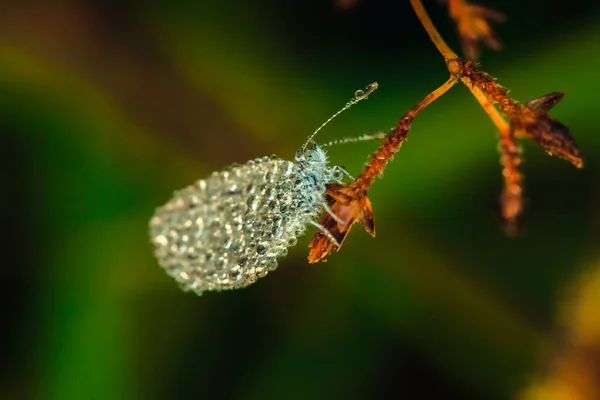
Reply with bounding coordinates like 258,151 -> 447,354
1,0 -> 599,398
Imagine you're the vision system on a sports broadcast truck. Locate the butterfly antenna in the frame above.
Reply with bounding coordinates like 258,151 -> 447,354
321,132 -> 386,148
302,82 -> 378,150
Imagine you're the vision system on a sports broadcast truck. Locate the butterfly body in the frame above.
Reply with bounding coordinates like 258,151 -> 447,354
149,82 -> 379,296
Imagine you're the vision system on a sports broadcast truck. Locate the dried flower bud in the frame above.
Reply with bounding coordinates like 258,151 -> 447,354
510,94 -> 583,168
308,183 -> 375,263
525,92 -> 565,112
447,0 -> 506,61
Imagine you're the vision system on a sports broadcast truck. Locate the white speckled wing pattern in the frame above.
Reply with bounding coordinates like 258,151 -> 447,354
149,155 -> 321,295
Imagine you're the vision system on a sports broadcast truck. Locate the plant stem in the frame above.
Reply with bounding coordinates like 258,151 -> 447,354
408,76 -> 458,117
462,83 -> 510,132
354,77 -> 458,190
409,0 -> 459,60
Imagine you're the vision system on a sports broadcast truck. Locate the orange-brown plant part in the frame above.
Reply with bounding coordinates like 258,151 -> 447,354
460,61 -> 584,168
309,77 -> 457,262
308,116 -> 413,263
446,0 -> 506,61
498,127 -> 523,236
307,182 -> 375,263
456,59 -> 582,231
310,0 -> 583,261
515,93 -> 583,168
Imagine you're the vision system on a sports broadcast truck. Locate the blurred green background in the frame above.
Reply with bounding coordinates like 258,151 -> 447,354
2,0 -> 599,399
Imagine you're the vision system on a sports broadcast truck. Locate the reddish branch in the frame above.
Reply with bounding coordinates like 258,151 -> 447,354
308,0 -> 583,262
308,78 -> 457,263
460,60 -> 583,169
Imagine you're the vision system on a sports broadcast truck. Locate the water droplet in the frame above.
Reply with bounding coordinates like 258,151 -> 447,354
247,195 -> 260,211
256,244 -> 268,255
266,258 -> 278,271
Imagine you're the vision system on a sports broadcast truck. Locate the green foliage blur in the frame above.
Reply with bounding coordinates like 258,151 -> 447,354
2,1 -> 599,399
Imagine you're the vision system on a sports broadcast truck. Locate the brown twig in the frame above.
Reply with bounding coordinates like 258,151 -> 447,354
498,127 -> 523,235
460,60 -> 583,168
308,0 -> 582,262
457,61 -> 524,230
354,76 -> 458,190
409,0 -> 458,61
308,77 -> 457,263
